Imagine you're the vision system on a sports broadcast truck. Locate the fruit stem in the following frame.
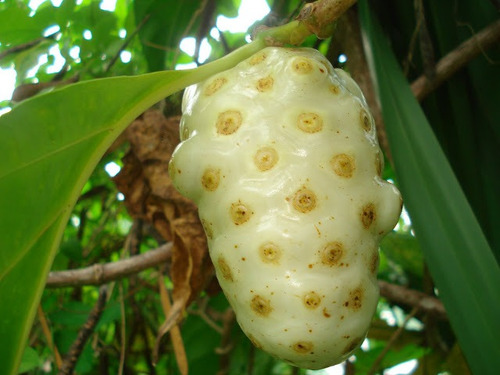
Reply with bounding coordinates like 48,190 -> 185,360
184,0 -> 356,86
257,20 -> 313,46
193,38 -> 267,79
192,20 -> 312,80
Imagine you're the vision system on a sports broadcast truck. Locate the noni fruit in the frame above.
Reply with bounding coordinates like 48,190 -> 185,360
169,47 -> 402,369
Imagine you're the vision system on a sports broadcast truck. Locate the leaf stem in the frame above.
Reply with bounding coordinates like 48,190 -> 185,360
186,20 -> 312,86
188,0 -> 357,81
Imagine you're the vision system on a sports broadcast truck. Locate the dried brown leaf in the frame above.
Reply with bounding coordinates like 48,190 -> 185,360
113,109 -> 215,351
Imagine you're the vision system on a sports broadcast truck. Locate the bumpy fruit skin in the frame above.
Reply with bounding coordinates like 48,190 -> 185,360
169,47 -> 402,369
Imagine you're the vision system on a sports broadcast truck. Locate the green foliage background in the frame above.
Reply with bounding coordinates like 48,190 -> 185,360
0,0 -> 498,374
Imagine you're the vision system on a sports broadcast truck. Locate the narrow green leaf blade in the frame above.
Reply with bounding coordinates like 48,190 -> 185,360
359,2 -> 500,374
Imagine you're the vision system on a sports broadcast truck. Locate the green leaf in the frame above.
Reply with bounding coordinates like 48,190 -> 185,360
17,346 -> 41,374
355,342 -> 428,373
0,38 -> 266,375
380,232 -> 423,283
0,3 -> 46,46
358,2 -> 500,374
216,0 -> 242,18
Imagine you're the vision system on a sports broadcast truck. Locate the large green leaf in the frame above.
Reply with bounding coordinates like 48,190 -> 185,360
0,39 -> 266,375
0,2 -> 49,46
359,2 -> 500,374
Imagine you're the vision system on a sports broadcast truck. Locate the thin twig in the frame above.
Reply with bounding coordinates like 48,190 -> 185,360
46,243 -> 173,288
37,305 -> 63,369
172,0 -> 210,67
367,306 -> 420,375
403,0 -> 426,75
0,31 -> 59,60
105,14 -> 151,73
189,297 -> 224,334
194,0 -> 217,63
58,285 -> 108,375
118,283 -> 126,375
411,18 -> 500,101
82,194 -> 118,257
216,309 -> 236,375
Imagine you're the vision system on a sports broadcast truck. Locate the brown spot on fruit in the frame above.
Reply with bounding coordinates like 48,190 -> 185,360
320,242 -> 344,266
369,251 -> 379,275
322,308 -> 331,318
257,76 -> 274,92
216,110 -> 242,135
297,112 -> 323,133
201,168 -> 220,191
251,295 -> 273,317
291,57 -> 313,74
303,291 -> 321,309
230,201 -> 253,225
204,77 -> 227,96
344,287 -> 363,310
292,341 -> 314,354
218,257 -> 233,282
331,154 -> 355,178
259,242 -> 282,264
291,187 -> 317,213
254,147 -> 278,171
249,51 -> 267,65
329,85 -> 340,94
361,203 -> 376,229
342,337 -> 363,355
201,219 -> 214,240
360,108 -> 372,132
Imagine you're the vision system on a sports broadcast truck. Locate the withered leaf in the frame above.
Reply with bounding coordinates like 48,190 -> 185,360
113,109 -> 215,344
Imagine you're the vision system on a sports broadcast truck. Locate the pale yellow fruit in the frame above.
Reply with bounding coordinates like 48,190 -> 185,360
169,47 -> 402,369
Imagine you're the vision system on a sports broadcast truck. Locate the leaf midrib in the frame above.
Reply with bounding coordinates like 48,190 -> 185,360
0,126 -> 112,180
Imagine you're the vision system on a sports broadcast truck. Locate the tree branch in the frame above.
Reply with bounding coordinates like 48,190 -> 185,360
297,0 -> 357,38
411,19 -> 500,101
215,309 -> 236,375
104,14 -> 151,73
37,305 -> 63,369
0,32 -> 59,60
367,306 -> 420,375
46,243 -> 172,288
46,243 -> 446,319
58,285 -> 108,375
379,280 -> 447,320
